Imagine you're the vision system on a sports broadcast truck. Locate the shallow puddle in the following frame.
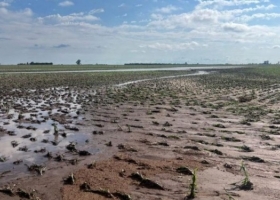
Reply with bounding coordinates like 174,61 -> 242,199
115,70 -> 210,87
0,87 -> 94,179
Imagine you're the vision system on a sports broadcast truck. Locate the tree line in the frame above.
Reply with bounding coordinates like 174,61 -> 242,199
17,62 -> 53,65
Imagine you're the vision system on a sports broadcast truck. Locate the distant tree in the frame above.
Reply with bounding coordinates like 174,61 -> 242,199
76,59 -> 81,65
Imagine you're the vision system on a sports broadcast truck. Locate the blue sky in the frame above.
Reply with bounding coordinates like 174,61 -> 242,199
0,0 -> 280,64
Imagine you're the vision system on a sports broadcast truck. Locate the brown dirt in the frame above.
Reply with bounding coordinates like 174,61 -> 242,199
2,76 -> 280,200
62,155 -> 204,200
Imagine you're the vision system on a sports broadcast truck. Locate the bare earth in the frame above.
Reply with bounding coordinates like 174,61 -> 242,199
1,74 -> 280,200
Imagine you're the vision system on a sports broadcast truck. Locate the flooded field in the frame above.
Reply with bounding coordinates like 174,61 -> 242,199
1,66 -> 280,200
0,87 -> 97,180
0,70 -> 205,182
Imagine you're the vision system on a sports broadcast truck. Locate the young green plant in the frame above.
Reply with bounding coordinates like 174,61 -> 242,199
188,169 -> 197,199
240,161 -> 253,190
53,123 -> 58,135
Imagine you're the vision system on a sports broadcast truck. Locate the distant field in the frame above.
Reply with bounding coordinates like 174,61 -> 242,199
0,65 -> 278,92
0,64 -> 123,72
0,64 -> 245,72
0,64 -> 187,72
250,65 -> 280,77
0,70 -> 194,92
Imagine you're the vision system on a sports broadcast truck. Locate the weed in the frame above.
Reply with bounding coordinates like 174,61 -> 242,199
209,149 -> 223,155
18,111 -> 24,120
222,136 -> 241,142
53,123 -> 58,135
260,134 -> 272,140
117,124 -> 123,131
240,161 -> 253,190
238,95 -> 253,103
163,121 -> 172,127
224,189 -> 236,200
146,110 -> 152,115
240,119 -> 251,126
126,124 -> 131,133
152,121 -> 159,125
213,123 -> 226,128
167,135 -> 180,140
239,145 -> 253,152
0,156 -> 7,162
235,131 -> 246,135
188,169 -> 197,199
242,156 -> 264,163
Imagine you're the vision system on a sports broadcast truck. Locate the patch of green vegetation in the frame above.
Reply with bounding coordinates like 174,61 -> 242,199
251,65 -> 280,78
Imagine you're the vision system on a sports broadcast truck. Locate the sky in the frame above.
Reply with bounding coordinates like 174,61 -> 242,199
0,0 -> 280,65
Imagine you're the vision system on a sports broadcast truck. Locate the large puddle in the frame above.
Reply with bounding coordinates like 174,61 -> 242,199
0,87 -> 96,180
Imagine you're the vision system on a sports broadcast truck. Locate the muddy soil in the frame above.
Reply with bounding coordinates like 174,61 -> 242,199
1,73 -> 280,200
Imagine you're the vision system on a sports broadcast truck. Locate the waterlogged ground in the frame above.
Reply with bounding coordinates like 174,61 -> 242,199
0,87 -> 97,180
1,67 -> 280,199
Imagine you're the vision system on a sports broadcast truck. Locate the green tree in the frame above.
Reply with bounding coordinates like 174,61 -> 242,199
76,59 -> 81,65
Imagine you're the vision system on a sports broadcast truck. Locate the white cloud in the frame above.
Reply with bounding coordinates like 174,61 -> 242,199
0,7 -> 8,14
22,8 -> 33,16
273,45 -> 280,49
155,5 -> 180,14
148,1 -> 278,29
238,13 -> 280,21
148,9 -> 220,29
190,9 -> 219,23
141,41 -> 204,51
118,3 -> 125,8
39,12 -> 99,24
89,9 -> 104,15
151,13 -> 163,20
131,49 -> 146,53
228,4 -> 276,15
0,2 -> 9,7
196,0 -> 269,9
58,1 -> 74,7
222,22 -> 249,32
0,7 -> 33,20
